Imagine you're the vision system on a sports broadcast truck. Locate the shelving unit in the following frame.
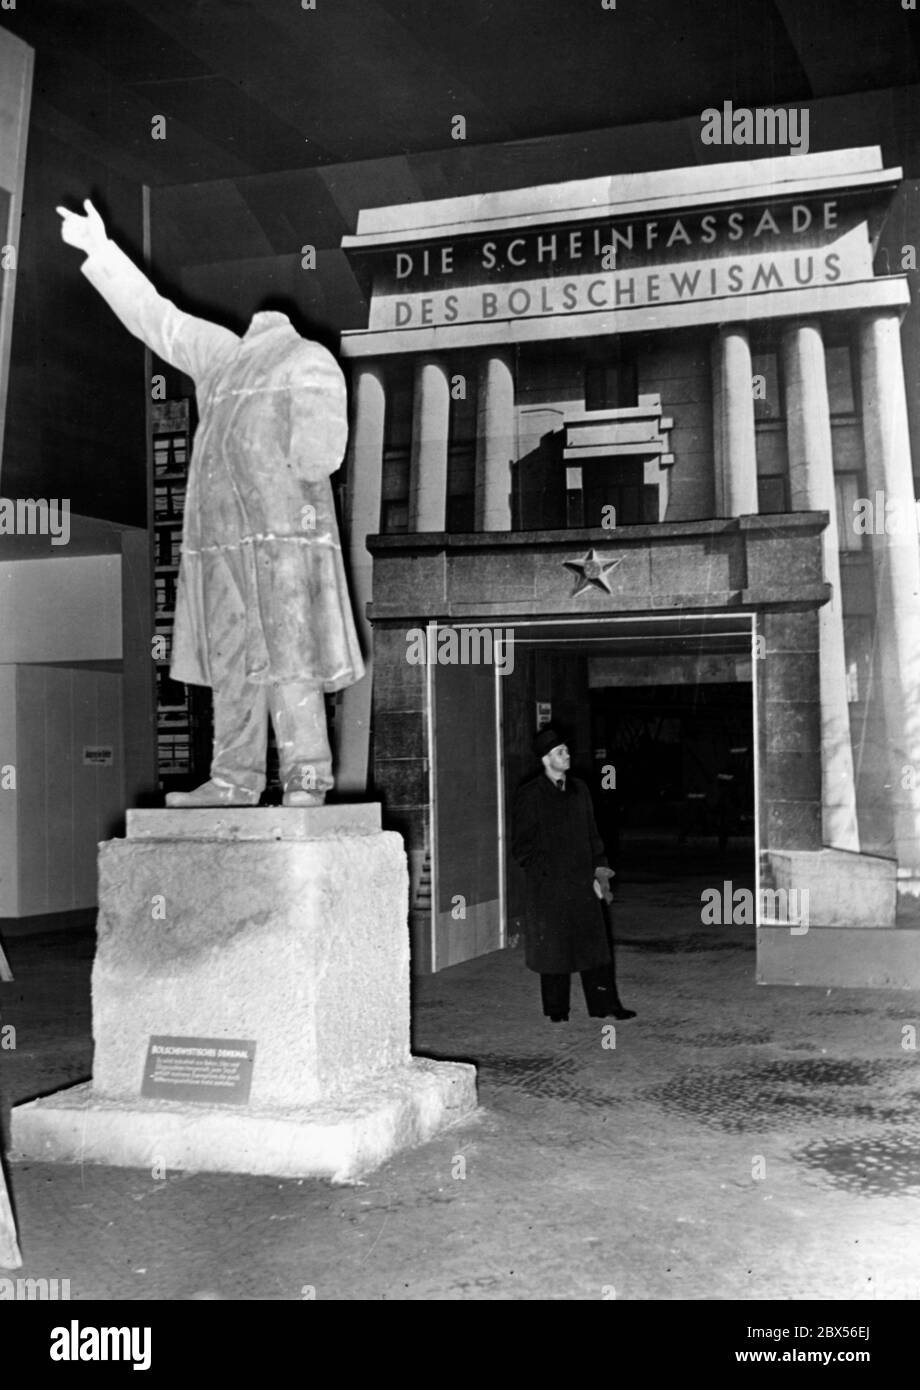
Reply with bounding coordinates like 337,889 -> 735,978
151,399 -> 212,793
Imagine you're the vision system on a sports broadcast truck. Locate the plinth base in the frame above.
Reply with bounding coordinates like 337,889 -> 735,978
0,1167 -> 22,1268
757,926 -> 920,989
766,847 -> 897,928
11,1058 -> 477,1184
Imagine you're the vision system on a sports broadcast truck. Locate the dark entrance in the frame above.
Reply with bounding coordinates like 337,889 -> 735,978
502,617 -> 756,940
590,682 -> 754,863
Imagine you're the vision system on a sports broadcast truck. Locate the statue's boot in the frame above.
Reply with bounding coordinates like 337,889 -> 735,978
165,778 -> 260,808
282,781 -> 326,808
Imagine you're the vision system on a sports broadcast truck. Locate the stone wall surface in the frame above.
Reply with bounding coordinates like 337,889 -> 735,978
92,831 -> 411,1108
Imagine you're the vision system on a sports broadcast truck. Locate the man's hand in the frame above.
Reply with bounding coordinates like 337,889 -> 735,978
594,866 -> 615,903
56,199 -> 107,257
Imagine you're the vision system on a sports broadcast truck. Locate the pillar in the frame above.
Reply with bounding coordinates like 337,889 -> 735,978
859,310 -> 920,895
710,335 -> 724,516
718,325 -> 758,516
408,357 -> 449,532
336,362 -> 385,795
475,350 -> 515,531
759,608 -> 823,853
782,319 -> 859,851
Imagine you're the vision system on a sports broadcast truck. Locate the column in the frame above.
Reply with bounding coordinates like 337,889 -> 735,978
718,325 -> 758,516
408,357 -> 449,532
710,335 -> 724,516
859,310 -> 920,893
336,361 -> 385,796
475,350 -> 515,531
782,319 -> 859,851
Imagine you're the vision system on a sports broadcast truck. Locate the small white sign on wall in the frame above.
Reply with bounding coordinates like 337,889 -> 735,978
83,745 -> 114,767
536,702 -> 552,729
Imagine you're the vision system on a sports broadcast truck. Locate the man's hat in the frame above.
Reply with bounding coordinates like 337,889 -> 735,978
533,726 -> 565,759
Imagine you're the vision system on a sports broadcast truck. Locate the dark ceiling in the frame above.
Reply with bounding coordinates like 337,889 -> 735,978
3,0 -> 920,188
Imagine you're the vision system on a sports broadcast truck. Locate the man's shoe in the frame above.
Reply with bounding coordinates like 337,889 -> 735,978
610,1006 -> 637,1020
165,779 -> 260,808
547,1013 -> 569,1023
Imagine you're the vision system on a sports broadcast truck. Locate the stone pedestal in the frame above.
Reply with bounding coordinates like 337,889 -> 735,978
0,1166 -> 21,1269
757,926 -> 920,989
757,846 -> 920,988
11,806 -> 476,1182
767,847 -> 896,927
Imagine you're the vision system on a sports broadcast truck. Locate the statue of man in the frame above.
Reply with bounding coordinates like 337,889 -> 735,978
57,200 -> 365,808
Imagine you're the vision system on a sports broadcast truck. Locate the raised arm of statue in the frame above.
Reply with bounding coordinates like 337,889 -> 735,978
56,198 -> 239,383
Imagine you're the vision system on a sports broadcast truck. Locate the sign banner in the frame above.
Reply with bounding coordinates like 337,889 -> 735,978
367,201 -> 873,332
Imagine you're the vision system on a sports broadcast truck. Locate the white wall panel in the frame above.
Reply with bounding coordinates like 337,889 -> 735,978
0,556 -> 122,663
0,666 -> 18,915
14,666 -> 122,915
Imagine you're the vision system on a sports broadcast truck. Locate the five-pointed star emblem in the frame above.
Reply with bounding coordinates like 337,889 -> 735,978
563,548 -> 623,596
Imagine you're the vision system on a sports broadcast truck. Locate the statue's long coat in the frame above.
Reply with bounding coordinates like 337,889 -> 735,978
511,773 -> 612,974
82,240 -> 364,691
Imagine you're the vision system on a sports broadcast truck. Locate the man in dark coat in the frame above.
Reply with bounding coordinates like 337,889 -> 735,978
512,727 -> 636,1023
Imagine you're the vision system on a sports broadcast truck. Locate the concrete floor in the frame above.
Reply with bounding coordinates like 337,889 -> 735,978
2,841 -> 920,1302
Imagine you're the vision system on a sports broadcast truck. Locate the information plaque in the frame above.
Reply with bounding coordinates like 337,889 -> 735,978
141,1035 -> 256,1106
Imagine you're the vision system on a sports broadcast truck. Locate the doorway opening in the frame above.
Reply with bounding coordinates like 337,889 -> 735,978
502,616 -> 756,956
427,614 -> 757,971
589,680 -> 755,872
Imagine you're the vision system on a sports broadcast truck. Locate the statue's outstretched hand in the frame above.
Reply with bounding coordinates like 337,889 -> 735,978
56,199 -> 107,256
